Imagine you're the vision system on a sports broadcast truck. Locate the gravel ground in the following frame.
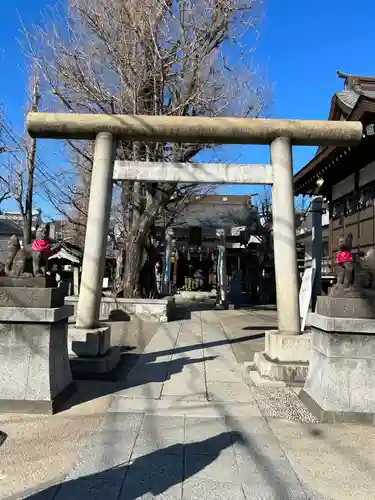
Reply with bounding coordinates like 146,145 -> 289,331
250,386 -> 319,424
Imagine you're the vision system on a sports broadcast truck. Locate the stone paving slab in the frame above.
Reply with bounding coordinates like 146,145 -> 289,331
182,478 -> 244,500
161,385 -> 207,399
131,415 -> 185,458
67,413 -> 143,479
0,398 -> 112,499
116,382 -> 164,399
205,367 -> 244,384
108,397 -> 263,418
207,381 -> 255,402
125,360 -> 171,383
268,418 -> 375,500
184,452 -> 238,482
55,474 -> 125,500
120,455 -> 183,499
47,412 -> 308,500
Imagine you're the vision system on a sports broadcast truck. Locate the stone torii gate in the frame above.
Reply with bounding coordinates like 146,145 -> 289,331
27,113 -> 363,381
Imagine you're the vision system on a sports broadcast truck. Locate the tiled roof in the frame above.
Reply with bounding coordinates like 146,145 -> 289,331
336,90 -> 360,110
188,195 -> 252,205
335,72 -> 375,110
154,194 -> 256,229
171,197 -> 255,229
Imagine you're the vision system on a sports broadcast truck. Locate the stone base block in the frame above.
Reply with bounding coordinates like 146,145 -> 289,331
175,291 -> 216,302
0,312 -> 74,413
253,352 -> 308,383
265,330 -> 311,363
68,325 -> 111,357
0,304 -> 73,323
0,276 -> 57,288
303,313 -> 375,417
70,346 -> 121,379
243,361 -> 255,372
299,389 -> 375,424
65,296 -> 175,322
252,330 -> 310,383
316,295 -> 375,319
0,286 -> 65,308
248,370 -> 287,387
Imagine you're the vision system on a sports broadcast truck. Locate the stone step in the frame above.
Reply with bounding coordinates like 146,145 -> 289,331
254,352 -> 309,383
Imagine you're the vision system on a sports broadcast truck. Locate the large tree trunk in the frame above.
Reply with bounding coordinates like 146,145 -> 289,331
139,230 -> 159,298
123,236 -> 143,297
122,190 -> 168,297
115,247 -> 125,294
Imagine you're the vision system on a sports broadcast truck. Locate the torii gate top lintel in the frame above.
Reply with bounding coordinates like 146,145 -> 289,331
26,112 -> 363,147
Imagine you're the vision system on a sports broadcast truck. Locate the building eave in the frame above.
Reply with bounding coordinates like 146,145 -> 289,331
293,96 -> 375,195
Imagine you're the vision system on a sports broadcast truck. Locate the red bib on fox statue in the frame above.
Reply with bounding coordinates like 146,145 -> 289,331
336,249 -> 353,264
31,239 -> 51,254
336,233 -> 353,264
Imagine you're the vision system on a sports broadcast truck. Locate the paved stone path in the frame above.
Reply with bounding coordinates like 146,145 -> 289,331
12,310 -> 325,500
2,308 -> 375,499
9,309 -> 375,499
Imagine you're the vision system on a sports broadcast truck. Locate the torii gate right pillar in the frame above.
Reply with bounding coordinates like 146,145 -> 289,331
252,137 -> 311,385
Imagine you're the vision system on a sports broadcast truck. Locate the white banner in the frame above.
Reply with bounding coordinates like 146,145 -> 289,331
299,267 -> 315,332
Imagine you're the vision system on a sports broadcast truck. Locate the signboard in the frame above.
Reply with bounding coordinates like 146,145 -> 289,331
299,267 -> 315,332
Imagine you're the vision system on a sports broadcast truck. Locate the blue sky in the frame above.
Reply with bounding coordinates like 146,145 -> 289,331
1,0 -> 375,217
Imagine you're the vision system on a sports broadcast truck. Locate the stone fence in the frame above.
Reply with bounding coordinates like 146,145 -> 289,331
65,295 -> 175,323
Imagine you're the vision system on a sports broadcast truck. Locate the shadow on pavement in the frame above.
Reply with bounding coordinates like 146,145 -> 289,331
63,324 -> 258,410
17,426 -> 330,500
21,432 -> 242,499
240,327 -> 266,336
63,353 -> 217,410
171,299 -> 216,320
0,431 -> 7,447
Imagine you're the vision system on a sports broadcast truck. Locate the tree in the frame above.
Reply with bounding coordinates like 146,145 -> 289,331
0,71 -> 40,245
0,172 -> 11,210
29,0 -> 268,296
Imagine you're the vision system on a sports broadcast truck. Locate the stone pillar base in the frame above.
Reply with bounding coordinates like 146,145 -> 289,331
70,347 -> 121,381
68,324 -> 120,379
252,330 -> 310,385
68,325 -> 111,357
0,279 -> 75,414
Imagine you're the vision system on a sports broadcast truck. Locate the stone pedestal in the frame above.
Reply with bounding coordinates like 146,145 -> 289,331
0,277 -> 75,414
251,330 -> 310,385
300,295 -> 375,423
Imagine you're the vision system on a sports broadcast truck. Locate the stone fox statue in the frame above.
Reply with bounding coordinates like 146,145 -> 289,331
5,223 -> 52,278
335,232 -> 354,287
331,232 -> 375,296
